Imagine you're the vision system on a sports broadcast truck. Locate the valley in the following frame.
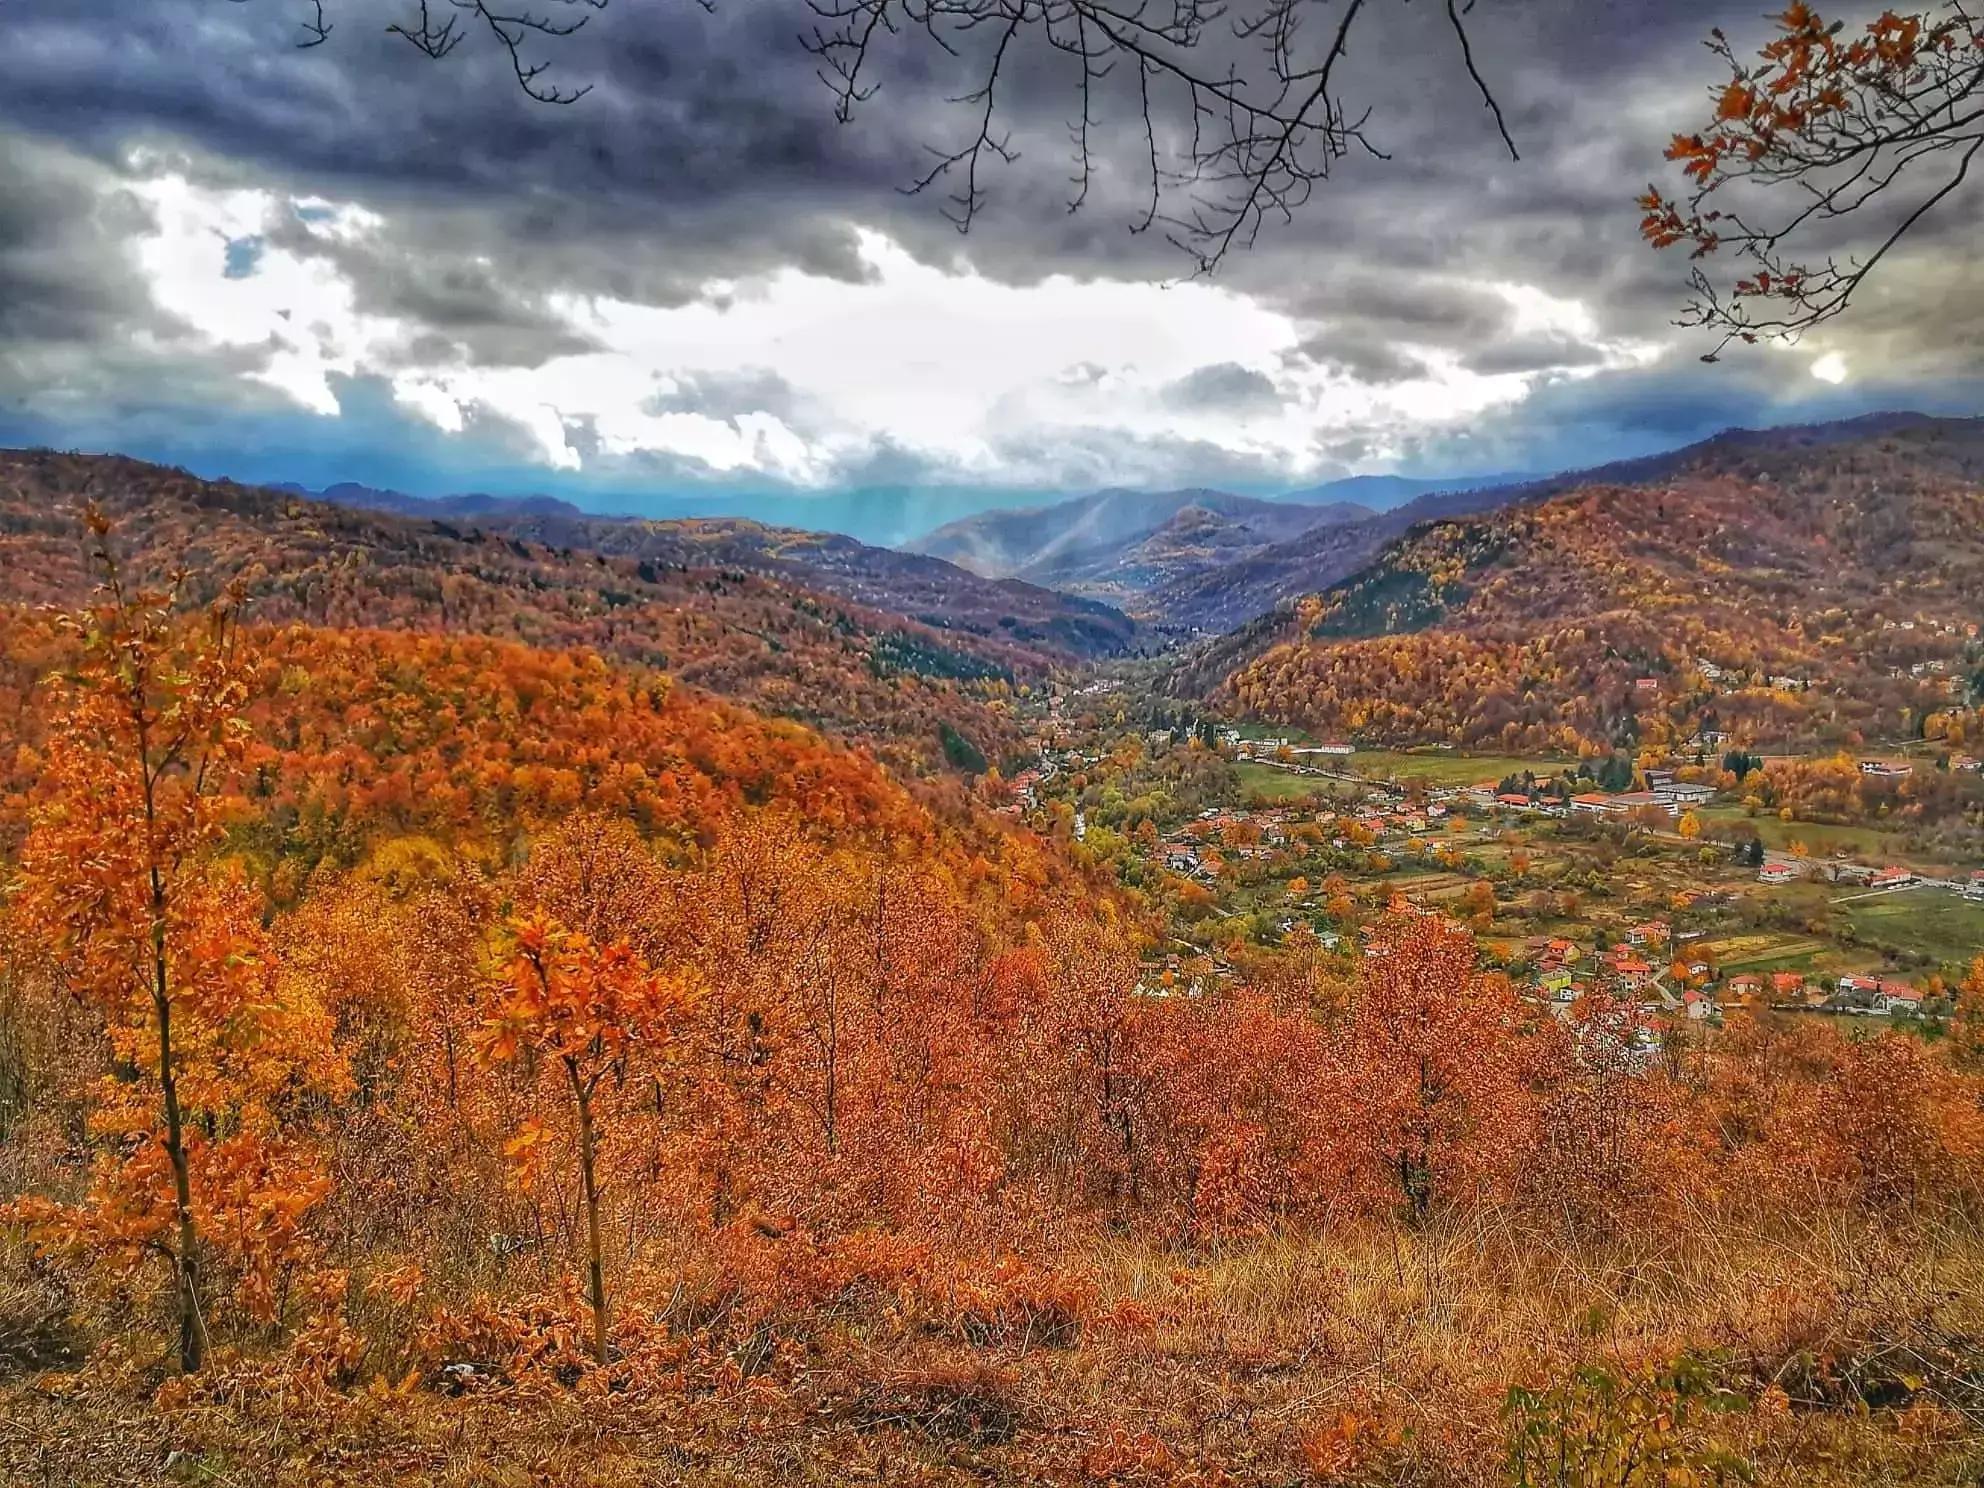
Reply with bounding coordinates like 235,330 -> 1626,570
2,408 -> 1982,1488
18,4 -> 1984,1483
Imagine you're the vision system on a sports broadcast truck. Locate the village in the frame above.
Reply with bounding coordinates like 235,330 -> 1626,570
997,686 -> 1984,1042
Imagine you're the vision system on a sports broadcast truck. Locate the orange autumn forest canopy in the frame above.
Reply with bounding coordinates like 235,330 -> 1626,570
3,530 -> 1983,1394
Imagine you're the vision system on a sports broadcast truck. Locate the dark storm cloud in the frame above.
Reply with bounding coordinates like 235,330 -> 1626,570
1462,334 -> 1609,376
0,135 -> 175,345
0,0 -> 1735,304
261,208 -> 604,367
0,0 -> 1972,507
1287,333 -> 1427,386
0,133 -> 285,427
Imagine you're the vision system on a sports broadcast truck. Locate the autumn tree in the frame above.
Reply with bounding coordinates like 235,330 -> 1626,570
1341,917 -> 1534,1221
1645,4 -> 1984,355
6,517 -> 343,1372
1949,955 -> 1984,1073
478,919 -> 694,1364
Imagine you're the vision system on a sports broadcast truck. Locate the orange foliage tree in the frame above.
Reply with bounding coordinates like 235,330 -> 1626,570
1340,918 -> 1535,1221
477,919 -> 696,1364
6,519 -> 344,1371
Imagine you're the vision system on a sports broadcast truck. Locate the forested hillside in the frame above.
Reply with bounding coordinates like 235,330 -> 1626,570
307,483 -> 1140,663
1197,419 -> 1984,754
3,445 -> 1984,1487
0,451 -> 1065,773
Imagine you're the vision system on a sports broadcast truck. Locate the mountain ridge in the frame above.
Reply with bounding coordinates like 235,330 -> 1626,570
0,448 -> 1122,771
1174,412 -> 1984,754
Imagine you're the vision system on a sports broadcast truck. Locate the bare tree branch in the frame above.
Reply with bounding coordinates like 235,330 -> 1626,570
264,0 -> 1519,270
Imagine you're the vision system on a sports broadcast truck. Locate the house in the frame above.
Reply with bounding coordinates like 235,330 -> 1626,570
1726,974 -> 1764,1000
1609,957 -> 1654,989
1537,938 -> 1580,970
1858,760 -> 1913,779
1758,862 -> 1799,885
1570,791 -> 1676,818
1868,867 -> 1916,891
1656,781 -> 1717,807
1952,754 -> 1981,774
1682,989 -> 1716,1020
1634,676 -> 1662,694
1967,871 -> 1984,902
1613,790 -> 1680,817
1879,982 -> 1925,1016
1645,768 -> 1676,790
1625,920 -> 1670,948
1496,792 -> 1532,809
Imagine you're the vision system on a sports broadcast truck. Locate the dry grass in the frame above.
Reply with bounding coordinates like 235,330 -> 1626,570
3,1211 -> 1983,1485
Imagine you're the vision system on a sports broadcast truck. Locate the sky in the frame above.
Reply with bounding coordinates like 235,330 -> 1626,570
3,0 -> 1982,544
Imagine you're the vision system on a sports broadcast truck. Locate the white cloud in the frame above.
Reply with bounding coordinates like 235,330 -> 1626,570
123,174 -> 1654,487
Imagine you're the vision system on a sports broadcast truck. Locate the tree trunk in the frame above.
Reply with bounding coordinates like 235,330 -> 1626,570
567,1058 -> 609,1365
154,929 -> 205,1374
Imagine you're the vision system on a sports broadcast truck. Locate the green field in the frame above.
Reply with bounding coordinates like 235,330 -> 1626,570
1699,935 -> 1833,973
1233,761 -> 1351,802
1840,891 -> 1984,970
1697,806 -> 1901,859
1344,750 -> 1569,789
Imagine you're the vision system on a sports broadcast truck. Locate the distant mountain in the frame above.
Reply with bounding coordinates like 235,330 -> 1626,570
274,480 -> 1043,548
292,481 -> 1139,664
272,480 -> 598,523
1144,478 -> 1548,632
1172,411 -> 1984,753
905,488 -> 1375,609
1277,471 -> 1530,511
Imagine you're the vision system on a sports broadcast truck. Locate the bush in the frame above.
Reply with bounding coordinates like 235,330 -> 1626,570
1504,1354 -> 1753,1487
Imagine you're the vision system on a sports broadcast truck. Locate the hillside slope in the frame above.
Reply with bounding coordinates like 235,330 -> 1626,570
0,450 -> 1072,772
1147,413 -> 1977,634
905,487 -> 1371,607
294,482 -> 1138,663
1183,415 -> 1984,753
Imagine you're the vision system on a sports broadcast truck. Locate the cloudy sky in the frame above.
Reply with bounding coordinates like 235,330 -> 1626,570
3,0 -> 1980,541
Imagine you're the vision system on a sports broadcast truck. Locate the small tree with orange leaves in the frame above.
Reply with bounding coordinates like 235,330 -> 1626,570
476,919 -> 693,1364
1343,916 -> 1536,1221
6,515 -> 344,1372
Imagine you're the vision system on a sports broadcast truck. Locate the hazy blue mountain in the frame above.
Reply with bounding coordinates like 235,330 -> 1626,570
904,488 -> 1376,605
